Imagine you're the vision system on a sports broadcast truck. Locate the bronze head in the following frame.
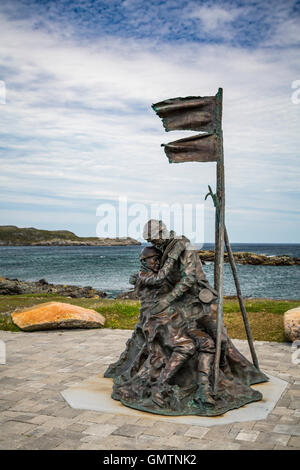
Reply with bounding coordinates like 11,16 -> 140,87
142,219 -> 170,248
139,246 -> 162,273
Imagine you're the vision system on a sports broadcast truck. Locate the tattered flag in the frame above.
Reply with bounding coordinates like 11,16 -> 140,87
162,133 -> 217,163
152,95 -> 217,132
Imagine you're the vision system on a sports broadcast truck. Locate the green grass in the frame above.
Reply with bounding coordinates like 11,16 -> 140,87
0,313 -> 21,332
223,298 -> 299,315
0,294 -> 299,341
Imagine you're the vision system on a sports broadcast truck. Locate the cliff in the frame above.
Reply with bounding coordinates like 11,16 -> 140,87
0,226 -> 141,246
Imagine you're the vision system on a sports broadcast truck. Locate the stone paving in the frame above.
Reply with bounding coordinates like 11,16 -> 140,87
0,328 -> 299,450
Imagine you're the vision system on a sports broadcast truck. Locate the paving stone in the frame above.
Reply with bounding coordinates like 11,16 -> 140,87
236,431 -> 260,442
273,424 -> 300,436
265,414 -> 281,423
287,436 -> 300,448
184,426 -> 210,439
74,411 -> 112,424
106,415 -> 140,426
0,440 -> 25,450
288,401 -> 300,410
273,444 -> 294,450
279,416 -> 300,424
66,423 -> 88,433
41,428 -> 84,442
252,422 -> 276,432
0,420 -> 37,436
256,432 -> 291,446
82,423 -> 118,437
6,413 -> 37,423
53,440 -> 78,450
145,421 -> 180,437
29,415 -> 56,425
231,421 -> 256,430
200,424 -> 233,440
201,439 -> 241,450
137,434 -> 161,444
0,401 -> 12,412
19,436 -> 62,450
135,417 -> 156,427
160,434 -> 194,449
169,424 -> 191,435
80,435 -> 138,450
168,440 -> 211,450
233,442 -> 275,450
111,424 -> 148,438
272,407 -> 294,416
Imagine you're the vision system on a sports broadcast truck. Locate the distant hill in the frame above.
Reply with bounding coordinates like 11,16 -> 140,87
0,226 -> 141,246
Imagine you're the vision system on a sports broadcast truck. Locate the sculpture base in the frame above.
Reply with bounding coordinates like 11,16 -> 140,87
61,373 -> 288,427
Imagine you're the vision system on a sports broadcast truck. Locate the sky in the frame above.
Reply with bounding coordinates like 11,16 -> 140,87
0,0 -> 299,242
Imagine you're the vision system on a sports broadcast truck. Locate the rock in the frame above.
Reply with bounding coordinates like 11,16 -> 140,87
284,307 -> 300,342
198,250 -> 300,266
0,278 -> 24,294
116,289 -> 138,300
0,276 -> 107,298
11,301 -> 105,331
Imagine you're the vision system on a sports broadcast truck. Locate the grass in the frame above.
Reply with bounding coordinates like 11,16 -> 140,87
0,294 -> 140,331
0,294 -> 299,342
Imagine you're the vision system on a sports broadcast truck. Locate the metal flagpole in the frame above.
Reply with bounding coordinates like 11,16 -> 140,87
213,88 -> 225,394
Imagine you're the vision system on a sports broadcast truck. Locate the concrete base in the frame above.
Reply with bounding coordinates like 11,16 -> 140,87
61,373 -> 288,427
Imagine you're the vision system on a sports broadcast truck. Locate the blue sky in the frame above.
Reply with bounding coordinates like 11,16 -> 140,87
0,0 -> 299,242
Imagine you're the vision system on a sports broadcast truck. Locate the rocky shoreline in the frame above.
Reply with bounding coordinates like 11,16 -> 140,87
0,277 -> 107,298
198,250 -> 300,266
0,237 -> 141,246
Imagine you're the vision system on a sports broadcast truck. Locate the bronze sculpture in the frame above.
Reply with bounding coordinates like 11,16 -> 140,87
104,220 -> 268,416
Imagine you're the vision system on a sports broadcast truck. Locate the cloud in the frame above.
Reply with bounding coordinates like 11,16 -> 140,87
186,4 -> 242,40
0,1 -> 299,242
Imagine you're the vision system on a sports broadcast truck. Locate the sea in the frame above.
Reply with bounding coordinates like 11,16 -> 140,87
0,243 -> 299,300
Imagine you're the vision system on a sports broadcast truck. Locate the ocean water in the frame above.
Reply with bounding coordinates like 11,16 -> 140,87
0,243 -> 299,300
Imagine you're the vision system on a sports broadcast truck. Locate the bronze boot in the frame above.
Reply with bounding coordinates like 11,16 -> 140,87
194,353 -> 215,407
152,351 -> 188,407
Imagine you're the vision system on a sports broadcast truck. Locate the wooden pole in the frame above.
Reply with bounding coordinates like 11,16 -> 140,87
213,88 -> 225,394
224,227 -> 260,369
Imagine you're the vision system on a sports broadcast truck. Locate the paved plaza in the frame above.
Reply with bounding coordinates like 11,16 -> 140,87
0,328 -> 299,450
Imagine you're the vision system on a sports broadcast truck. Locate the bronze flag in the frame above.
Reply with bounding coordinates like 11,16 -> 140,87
152,95 -> 217,132
162,133 -> 217,163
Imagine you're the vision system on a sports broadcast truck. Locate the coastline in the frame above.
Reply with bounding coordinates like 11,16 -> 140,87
0,225 -> 141,246
0,238 -> 141,247
198,250 -> 300,266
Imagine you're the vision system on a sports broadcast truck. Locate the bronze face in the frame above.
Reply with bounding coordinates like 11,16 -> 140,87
147,238 -> 165,249
140,246 -> 161,272
143,252 -> 161,273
